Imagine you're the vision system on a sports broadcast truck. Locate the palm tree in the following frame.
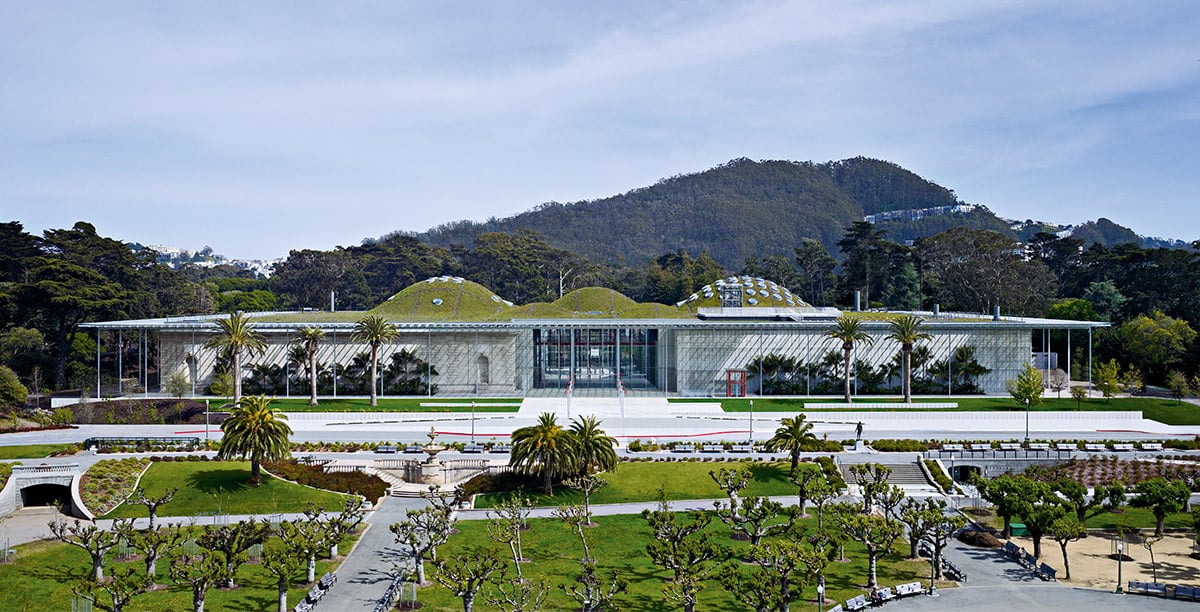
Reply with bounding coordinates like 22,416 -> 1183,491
764,414 -> 818,472
218,395 -> 292,484
352,315 -> 399,406
203,312 -> 267,404
887,315 -> 932,403
510,412 -> 576,494
825,316 -> 875,403
291,327 -> 324,406
570,415 -> 617,476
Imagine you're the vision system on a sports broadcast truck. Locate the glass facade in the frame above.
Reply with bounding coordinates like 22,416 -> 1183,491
532,327 -> 659,390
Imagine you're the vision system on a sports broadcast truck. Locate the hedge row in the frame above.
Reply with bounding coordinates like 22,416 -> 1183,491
263,460 -> 389,502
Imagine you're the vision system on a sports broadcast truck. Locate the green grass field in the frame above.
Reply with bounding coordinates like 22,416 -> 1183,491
0,444 -> 75,460
682,396 -> 1200,425
267,397 -> 520,413
100,461 -> 351,518
0,533 -> 356,612
474,460 -> 818,508
967,505 -> 1192,532
418,513 -> 946,611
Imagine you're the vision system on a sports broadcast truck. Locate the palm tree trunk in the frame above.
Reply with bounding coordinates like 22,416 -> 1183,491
903,349 -> 912,403
843,347 -> 853,403
232,350 -> 242,404
369,345 -> 379,407
308,350 -> 318,406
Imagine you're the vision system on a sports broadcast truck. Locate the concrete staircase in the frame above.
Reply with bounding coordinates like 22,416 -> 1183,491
838,462 -> 933,487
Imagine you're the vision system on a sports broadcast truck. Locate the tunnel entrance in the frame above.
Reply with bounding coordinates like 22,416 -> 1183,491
20,483 -> 71,509
950,465 -> 982,483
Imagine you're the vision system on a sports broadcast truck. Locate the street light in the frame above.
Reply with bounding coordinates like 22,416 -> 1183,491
749,399 -> 754,444
816,575 -> 825,612
1024,397 -> 1031,445
470,400 -> 476,444
929,551 -> 938,596
1116,542 -> 1125,593
205,399 -> 210,445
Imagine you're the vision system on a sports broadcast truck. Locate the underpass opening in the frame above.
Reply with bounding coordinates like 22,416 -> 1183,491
20,483 -> 72,511
950,465 -> 981,483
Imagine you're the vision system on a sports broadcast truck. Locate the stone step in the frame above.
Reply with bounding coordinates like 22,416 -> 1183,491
838,462 -> 932,487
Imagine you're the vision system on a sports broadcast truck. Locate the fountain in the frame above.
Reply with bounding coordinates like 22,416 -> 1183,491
420,427 -> 446,484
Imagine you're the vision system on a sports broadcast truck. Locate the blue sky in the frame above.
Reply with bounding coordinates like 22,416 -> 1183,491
1,1 -> 1197,260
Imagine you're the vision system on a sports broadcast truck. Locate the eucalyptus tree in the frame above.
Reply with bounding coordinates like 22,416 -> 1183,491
826,316 -> 875,403
202,311 -> 266,404
886,314 -> 931,402
217,395 -> 291,485
351,314 -> 399,406
291,326 -> 325,406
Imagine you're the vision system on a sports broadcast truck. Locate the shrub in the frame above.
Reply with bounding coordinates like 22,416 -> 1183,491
263,460 -> 388,501
923,459 -> 959,493
869,439 -> 930,452
815,456 -> 845,490
80,457 -> 150,515
958,530 -> 1002,548
459,471 -> 541,498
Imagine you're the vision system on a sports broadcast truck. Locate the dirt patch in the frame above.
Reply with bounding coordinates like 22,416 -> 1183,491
958,530 -> 1002,548
1010,533 -> 1200,587
65,399 -> 226,425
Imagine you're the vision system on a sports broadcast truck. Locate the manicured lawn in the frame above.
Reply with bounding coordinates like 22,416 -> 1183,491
689,397 -> 1200,425
0,444 -> 75,460
418,513 -> 947,611
101,461 -> 351,519
475,460 -> 819,508
268,397 -> 520,413
967,505 -> 1192,532
0,533 -> 356,612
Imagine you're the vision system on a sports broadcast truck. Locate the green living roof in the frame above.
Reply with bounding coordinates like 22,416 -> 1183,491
255,276 -> 816,324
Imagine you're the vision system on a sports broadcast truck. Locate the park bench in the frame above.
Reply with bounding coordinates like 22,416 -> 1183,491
306,583 -> 326,604
671,445 -> 696,453
941,443 -> 963,453
1021,551 -> 1037,568
731,444 -> 754,453
895,582 -> 924,597
1141,442 -> 1164,451
491,444 -> 512,453
844,594 -> 870,611
1113,443 -> 1134,452
294,601 -> 313,612
462,444 -> 485,453
701,444 -> 723,453
827,605 -> 844,612
1175,585 -> 1200,601
319,572 -> 337,590
374,445 -> 397,454
403,445 -> 424,453
1037,563 -> 1057,581
875,586 -> 896,604
1084,443 -> 1107,452
1028,442 -> 1050,451
1002,541 -> 1019,557
1127,580 -> 1168,596
967,443 -> 992,454
998,442 -> 1021,452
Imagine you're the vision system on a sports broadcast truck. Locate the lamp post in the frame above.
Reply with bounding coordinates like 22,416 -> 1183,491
749,399 -> 754,444
470,400 -> 476,444
929,551 -> 938,596
205,399 -> 210,444
817,575 -> 825,612
1024,397 -> 1031,445
1116,542 -> 1124,593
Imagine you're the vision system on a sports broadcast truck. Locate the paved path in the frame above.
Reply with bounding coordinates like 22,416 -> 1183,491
317,496 -> 428,612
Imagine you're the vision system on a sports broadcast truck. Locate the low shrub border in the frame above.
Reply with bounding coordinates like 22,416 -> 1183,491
923,459 -> 959,493
263,460 -> 389,502
79,457 -> 150,515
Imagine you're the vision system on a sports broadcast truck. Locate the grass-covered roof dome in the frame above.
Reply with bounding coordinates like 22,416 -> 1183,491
370,276 -> 513,321
675,276 -> 811,311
